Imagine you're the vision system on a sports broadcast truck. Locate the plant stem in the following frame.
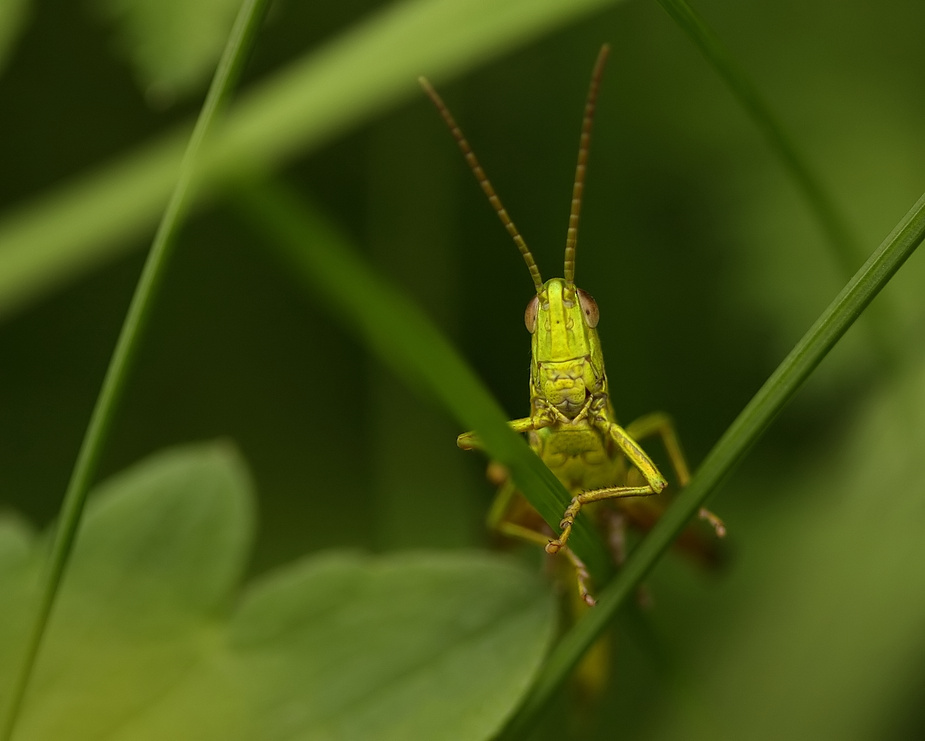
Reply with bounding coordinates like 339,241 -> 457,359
230,175 -> 613,580
655,0 -> 859,275
0,1 -> 271,737
655,0 -> 901,368
499,187 -> 925,739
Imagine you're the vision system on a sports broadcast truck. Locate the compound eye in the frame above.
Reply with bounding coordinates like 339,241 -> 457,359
576,288 -> 600,328
524,295 -> 539,333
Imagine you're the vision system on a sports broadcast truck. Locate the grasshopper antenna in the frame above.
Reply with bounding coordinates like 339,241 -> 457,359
419,77 -> 545,294
564,43 -> 610,285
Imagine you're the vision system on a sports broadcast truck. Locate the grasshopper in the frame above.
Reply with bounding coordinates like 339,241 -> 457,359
421,45 -> 725,605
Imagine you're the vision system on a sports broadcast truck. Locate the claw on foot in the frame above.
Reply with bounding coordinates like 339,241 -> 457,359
699,507 -> 726,538
556,544 -> 597,607
546,516 -> 573,553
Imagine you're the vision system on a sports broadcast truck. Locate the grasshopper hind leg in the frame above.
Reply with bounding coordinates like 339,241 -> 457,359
600,506 -> 654,608
625,412 -> 726,538
487,476 -> 598,606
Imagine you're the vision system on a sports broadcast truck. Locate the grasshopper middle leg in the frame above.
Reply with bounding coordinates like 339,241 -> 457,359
625,412 -> 726,537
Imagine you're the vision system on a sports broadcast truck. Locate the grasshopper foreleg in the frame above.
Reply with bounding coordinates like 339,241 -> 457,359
457,416 -> 546,451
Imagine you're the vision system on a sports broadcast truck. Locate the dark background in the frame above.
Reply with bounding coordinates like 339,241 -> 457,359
2,0 -> 925,738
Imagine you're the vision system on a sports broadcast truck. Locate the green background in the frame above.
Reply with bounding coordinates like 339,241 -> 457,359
2,0 -> 925,738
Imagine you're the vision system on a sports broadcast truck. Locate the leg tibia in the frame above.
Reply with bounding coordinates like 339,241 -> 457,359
625,412 -> 690,486
546,484 -> 656,554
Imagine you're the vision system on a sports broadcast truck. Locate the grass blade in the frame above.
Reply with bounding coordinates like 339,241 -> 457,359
498,189 -> 925,738
230,176 -> 613,582
0,1 -> 272,737
0,0 -> 622,320
655,0 -> 858,267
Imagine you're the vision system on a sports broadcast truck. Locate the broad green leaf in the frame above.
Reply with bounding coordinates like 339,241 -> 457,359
226,552 -> 554,740
0,515 -> 39,682
3,442 -> 255,740
0,443 -> 555,740
91,0 -> 242,102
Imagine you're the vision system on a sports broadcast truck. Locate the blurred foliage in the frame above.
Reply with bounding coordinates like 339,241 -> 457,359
90,0 -> 242,105
0,0 -> 30,72
0,444 -> 554,740
1,0 -> 924,739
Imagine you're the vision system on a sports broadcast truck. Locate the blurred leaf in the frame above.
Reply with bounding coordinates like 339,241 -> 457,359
0,515 -> 38,681
0,442 -> 255,739
90,0 -> 242,104
0,0 -> 30,74
0,443 -> 556,740
0,0 -> 621,319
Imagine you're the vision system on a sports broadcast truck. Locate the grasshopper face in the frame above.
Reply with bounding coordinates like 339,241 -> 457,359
419,53 -> 611,422
527,278 -> 605,419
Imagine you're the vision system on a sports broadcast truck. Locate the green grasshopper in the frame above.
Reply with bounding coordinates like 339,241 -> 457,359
421,45 -> 725,605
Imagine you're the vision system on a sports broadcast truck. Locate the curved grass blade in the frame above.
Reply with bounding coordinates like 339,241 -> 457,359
229,175 -> 613,583
0,0 -> 622,320
655,0 -> 859,275
0,1 -> 272,737
498,189 -> 925,739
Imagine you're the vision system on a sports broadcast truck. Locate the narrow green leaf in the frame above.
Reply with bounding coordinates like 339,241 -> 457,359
0,1 -> 272,737
499,189 -> 925,738
229,176 -> 613,582
91,0 -> 243,100
655,0 -> 859,274
654,0 -> 900,364
0,0 -> 622,319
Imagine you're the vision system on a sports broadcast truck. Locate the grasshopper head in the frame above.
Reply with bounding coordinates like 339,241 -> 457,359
526,278 -> 605,418
422,45 -> 613,421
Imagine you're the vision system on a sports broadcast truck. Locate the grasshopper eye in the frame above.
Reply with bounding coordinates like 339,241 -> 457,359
577,288 -> 599,328
524,295 -> 539,333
